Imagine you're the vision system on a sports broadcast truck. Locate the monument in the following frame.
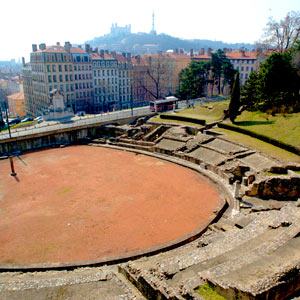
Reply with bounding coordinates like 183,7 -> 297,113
43,90 -> 74,122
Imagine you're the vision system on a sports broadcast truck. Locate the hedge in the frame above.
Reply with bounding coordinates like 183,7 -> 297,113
218,123 -> 300,156
160,114 -> 206,125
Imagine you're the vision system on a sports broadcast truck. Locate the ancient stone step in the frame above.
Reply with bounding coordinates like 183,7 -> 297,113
0,266 -> 145,300
206,236 -> 300,300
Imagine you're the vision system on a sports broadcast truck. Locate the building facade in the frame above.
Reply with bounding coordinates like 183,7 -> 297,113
7,91 -> 26,118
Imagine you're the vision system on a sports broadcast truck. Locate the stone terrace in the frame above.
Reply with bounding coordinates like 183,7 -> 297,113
1,120 -> 300,300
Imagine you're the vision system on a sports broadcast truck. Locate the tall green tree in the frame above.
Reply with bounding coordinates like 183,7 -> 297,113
177,61 -> 210,99
211,49 -> 235,95
177,49 -> 235,99
229,72 -> 241,123
242,52 -> 300,112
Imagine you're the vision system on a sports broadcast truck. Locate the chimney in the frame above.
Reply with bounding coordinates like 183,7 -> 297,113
32,44 -> 37,52
22,57 -> 25,66
39,43 -> 46,50
240,48 -> 246,57
85,44 -> 91,53
111,51 -> 117,59
64,41 -> 72,52
179,49 -> 184,54
190,49 -> 194,57
100,50 -> 104,58
126,53 -> 131,62
56,42 -> 60,46
200,48 -> 205,55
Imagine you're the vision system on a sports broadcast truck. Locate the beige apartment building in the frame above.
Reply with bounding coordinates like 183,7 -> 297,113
22,42 -> 94,116
7,92 -> 26,118
91,50 -> 119,112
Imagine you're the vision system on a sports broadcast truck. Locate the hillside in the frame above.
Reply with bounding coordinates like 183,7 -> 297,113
85,32 -> 254,54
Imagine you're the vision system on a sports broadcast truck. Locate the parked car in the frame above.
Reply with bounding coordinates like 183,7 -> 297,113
76,111 -> 85,117
21,117 -> 34,123
8,118 -> 21,125
34,116 -> 42,121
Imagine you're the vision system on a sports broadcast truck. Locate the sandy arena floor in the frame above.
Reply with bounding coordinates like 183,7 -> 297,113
0,146 -> 221,264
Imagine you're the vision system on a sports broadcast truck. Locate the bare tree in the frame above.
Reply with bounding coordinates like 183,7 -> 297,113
137,54 -> 173,99
261,11 -> 300,53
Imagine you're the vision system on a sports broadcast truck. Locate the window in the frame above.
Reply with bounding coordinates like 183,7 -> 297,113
60,85 -> 64,92
251,67 -> 254,72
47,65 -> 50,72
241,66 -> 244,71
245,74 -> 248,79
52,65 -> 56,72
65,75 -> 69,81
53,75 -> 57,82
65,65 -> 68,72
59,75 -> 63,82
69,65 -> 72,71
58,65 -> 62,72
48,75 -> 52,83
240,73 -> 243,79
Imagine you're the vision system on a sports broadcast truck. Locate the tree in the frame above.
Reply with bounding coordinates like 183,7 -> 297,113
229,72 -> 241,123
242,52 -> 300,112
176,49 -> 235,99
211,49 -> 235,95
177,61 -> 210,100
138,54 -> 173,99
262,11 -> 300,53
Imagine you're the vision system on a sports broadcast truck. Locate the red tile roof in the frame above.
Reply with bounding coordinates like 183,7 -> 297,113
91,52 -> 115,60
226,51 -> 257,60
69,47 -> 87,54
36,45 -> 68,53
7,92 -> 24,100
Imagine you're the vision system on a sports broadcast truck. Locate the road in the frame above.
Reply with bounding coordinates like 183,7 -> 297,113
0,107 -> 152,141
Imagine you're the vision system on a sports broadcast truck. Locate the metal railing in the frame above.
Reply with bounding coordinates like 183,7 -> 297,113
0,106 -> 152,140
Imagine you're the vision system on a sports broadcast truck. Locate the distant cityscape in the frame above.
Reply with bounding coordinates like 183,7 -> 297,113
0,17 -> 265,119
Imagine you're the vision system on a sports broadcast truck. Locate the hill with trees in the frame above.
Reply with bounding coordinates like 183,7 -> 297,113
85,32 -> 254,54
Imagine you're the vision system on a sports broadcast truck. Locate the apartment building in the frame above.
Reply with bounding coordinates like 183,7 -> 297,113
91,50 -> 119,112
7,92 -> 26,118
22,42 -> 94,116
226,50 -> 257,85
116,53 -> 133,110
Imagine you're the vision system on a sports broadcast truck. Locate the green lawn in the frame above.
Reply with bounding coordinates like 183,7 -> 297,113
213,127 -> 300,163
150,100 -> 229,124
226,110 -> 300,149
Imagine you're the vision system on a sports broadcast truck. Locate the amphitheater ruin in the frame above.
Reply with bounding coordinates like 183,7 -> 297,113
0,116 -> 299,300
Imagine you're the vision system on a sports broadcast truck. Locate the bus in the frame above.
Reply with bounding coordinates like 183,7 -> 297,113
150,96 -> 178,112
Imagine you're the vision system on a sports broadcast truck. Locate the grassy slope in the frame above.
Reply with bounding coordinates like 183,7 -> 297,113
214,127 -> 300,163
227,111 -> 300,148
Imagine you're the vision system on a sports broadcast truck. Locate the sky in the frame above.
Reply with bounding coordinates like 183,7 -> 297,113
1,0 -> 299,61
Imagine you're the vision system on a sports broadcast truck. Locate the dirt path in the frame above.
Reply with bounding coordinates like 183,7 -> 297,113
0,146 -> 221,264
